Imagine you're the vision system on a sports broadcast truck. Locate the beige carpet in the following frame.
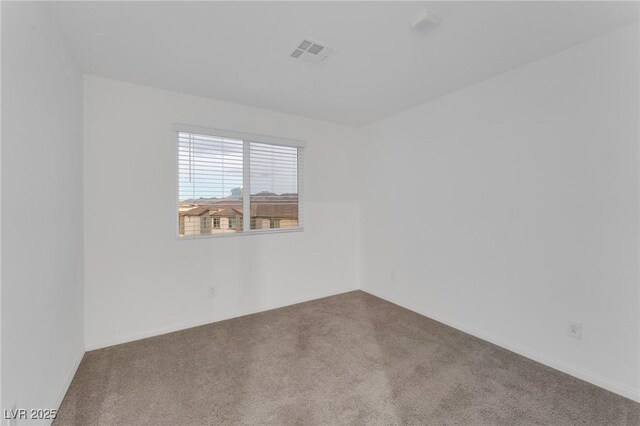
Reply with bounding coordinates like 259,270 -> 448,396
55,291 -> 639,425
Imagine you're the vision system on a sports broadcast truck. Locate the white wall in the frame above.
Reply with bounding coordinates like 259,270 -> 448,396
360,25 -> 640,401
83,76 -> 360,349
1,2 -> 84,423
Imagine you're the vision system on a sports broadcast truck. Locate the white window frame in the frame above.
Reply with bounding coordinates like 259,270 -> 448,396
174,123 -> 305,239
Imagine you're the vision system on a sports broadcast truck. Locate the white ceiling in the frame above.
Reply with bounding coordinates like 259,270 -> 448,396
50,1 -> 639,127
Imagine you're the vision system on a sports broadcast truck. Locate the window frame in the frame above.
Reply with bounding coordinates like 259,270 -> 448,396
174,124 -> 305,239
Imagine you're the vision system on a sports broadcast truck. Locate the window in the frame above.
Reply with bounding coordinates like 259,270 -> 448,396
249,143 -> 299,231
179,216 -> 185,236
177,126 -> 304,238
201,216 -> 212,234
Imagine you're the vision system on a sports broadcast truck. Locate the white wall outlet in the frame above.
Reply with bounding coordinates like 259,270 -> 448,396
390,271 -> 396,283
208,286 -> 215,297
567,320 -> 582,339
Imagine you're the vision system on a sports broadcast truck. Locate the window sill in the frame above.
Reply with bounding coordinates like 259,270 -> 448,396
176,227 -> 304,240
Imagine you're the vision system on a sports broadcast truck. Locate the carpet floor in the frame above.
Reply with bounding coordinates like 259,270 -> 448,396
55,291 -> 639,425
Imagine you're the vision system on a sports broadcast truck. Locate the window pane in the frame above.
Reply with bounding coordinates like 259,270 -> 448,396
178,132 -> 244,237
249,142 -> 299,230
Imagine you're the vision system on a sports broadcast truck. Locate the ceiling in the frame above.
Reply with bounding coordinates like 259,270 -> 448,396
50,1 -> 639,127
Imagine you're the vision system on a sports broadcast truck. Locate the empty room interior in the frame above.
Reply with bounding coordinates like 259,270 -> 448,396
2,1 -> 640,425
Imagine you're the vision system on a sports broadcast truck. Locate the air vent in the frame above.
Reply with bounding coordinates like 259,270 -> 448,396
290,38 -> 337,66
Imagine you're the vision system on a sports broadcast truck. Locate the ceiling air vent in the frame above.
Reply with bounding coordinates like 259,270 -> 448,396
290,38 -> 337,66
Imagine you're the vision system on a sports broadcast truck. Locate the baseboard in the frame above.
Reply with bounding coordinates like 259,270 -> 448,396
361,287 -> 640,403
85,287 -> 358,351
50,349 -> 85,424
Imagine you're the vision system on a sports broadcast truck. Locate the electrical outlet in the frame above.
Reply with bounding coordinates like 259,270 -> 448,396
390,271 -> 396,283
567,320 -> 582,339
208,287 -> 215,297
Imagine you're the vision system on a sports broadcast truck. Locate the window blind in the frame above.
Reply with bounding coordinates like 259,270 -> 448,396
249,142 -> 300,231
176,129 -> 303,238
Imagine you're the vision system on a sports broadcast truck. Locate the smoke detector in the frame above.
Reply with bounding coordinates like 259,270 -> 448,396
410,9 -> 441,33
290,38 -> 338,65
